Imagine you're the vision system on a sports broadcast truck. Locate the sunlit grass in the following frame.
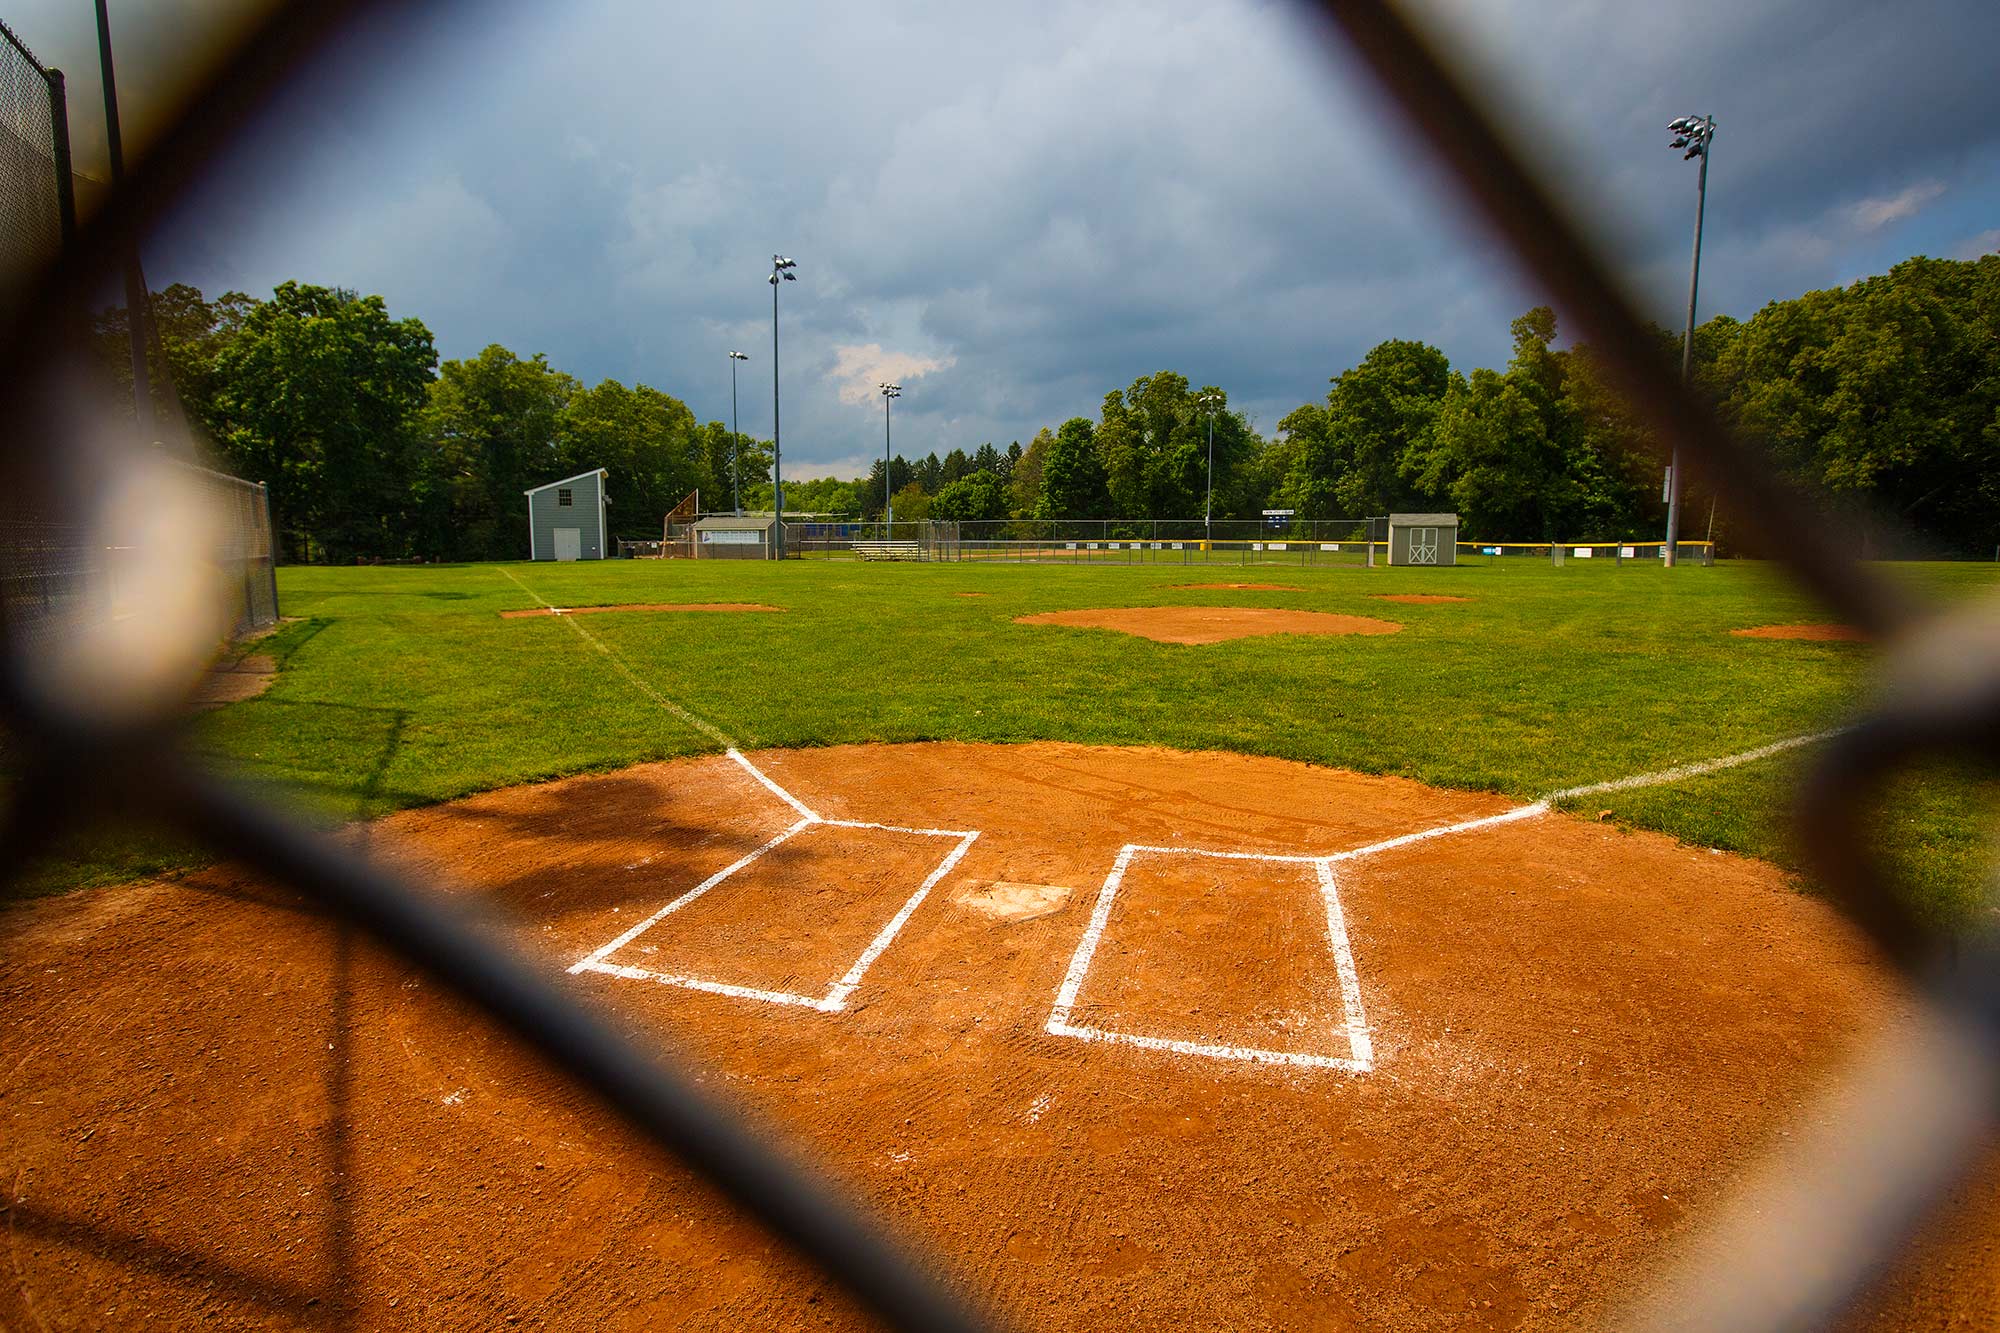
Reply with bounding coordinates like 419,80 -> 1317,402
22,555 -> 1998,921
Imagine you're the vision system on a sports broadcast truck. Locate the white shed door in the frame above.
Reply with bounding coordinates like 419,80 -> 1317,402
553,527 -> 582,561
1409,527 -> 1439,564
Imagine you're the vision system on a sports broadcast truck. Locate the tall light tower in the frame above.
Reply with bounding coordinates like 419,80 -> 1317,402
1663,113 -> 1716,568
878,382 -> 901,537
1198,391 -> 1224,548
727,351 -> 749,516
768,255 -> 797,556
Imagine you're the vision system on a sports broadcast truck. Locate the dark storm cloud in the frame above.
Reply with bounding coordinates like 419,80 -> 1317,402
11,0 -> 1997,473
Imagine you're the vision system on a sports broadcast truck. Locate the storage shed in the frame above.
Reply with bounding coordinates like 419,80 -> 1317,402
691,514 -> 778,560
525,469 -> 610,561
1386,512 -> 1458,566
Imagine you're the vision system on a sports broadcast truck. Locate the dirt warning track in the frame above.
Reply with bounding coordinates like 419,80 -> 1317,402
1,742 -> 1987,1331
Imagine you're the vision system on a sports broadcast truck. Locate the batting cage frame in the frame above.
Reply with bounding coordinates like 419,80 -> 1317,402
0,4 -> 1992,1332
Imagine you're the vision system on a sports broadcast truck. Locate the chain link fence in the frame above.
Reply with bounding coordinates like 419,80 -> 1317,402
0,19 -> 69,322
0,3 -> 1992,1332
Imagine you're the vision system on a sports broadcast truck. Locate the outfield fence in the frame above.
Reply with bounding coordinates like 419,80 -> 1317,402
778,517 -> 1716,569
0,4 -> 1991,1333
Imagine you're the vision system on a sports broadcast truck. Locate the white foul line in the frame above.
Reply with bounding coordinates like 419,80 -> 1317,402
728,747 -> 821,822
497,566 -> 737,749
1546,729 -> 1841,801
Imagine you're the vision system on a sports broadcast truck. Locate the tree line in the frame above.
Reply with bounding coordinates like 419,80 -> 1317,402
106,252 -> 1999,559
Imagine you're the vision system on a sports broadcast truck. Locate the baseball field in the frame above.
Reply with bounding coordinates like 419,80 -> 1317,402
3,556 -> 1996,1329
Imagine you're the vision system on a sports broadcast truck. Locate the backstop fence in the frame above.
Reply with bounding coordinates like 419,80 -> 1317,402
0,5 -> 1992,1333
0,18 -> 70,322
176,460 -> 280,637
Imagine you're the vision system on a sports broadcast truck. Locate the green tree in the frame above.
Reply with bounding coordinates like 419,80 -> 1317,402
558,378 -> 709,541
1010,428 -> 1052,516
1717,255 -> 2000,554
1325,339 -> 1452,515
204,282 -> 437,561
415,345 -> 575,560
1036,417 -> 1110,518
930,469 -> 1009,521
890,480 -> 931,523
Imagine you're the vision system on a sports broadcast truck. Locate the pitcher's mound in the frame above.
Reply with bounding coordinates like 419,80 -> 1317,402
1373,594 -> 1471,605
1018,605 -> 1400,644
500,602 -> 784,619
1731,623 -> 1866,642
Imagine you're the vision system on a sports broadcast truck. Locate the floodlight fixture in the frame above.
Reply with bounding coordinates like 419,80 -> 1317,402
1198,392 -> 1224,547
878,383 -> 903,536
726,351 -> 750,514
1660,113 -> 1717,567
769,256 -> 800,553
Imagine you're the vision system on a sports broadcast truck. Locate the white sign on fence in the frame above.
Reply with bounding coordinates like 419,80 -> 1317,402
1321,543 -> 1339,551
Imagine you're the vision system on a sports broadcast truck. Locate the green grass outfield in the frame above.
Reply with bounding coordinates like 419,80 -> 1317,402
31,556 -> 2000,925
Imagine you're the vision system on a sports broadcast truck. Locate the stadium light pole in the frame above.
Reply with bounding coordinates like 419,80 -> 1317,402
768,256 -> 796,556
1198,392 -> 1223,548
879,383 -> 901,538
727,351 -> 749,516
1663,113 -> 1716,568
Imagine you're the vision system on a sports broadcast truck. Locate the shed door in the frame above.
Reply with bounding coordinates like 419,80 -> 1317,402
1409,527 -> 1439,564
553,527 -> 582,561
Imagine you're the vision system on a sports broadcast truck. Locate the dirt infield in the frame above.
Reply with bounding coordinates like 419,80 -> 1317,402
1373,594 -> 1472,605
499,602 -> 785,619
1172,582 -> 1305,592
1731,623 -> 1868,642
3,741 -> 1988,1330
1016,606 -> 1402,644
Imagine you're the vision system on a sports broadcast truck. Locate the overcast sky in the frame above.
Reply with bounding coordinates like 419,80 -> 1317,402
10,0 -> 1999,479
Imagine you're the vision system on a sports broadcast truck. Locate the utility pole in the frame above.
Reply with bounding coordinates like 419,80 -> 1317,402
1664,113 -> 1716,568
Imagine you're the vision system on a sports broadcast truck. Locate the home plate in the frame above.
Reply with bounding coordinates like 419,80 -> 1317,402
953,880 -> 1073,923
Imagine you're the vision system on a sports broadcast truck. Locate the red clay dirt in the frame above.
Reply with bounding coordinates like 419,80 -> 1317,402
1373,594 -> 1472,605
1,742 -> 1990,1331
1730,623 -> 1868,642
952,592 -> 990,598
1016,606 -> 1402,644
1172,582 -> 1305,592
499,602 -> 784,619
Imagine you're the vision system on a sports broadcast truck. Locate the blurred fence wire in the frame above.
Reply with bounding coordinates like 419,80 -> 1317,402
0,2 -> 1992,1331
0,18 -> 71,322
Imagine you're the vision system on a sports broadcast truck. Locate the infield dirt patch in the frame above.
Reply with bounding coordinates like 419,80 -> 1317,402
1017,605 -> 1401,644
1373,594 -> 1472,605
1172,582 -> 1304,592
500,602 -> 784,619
1731,623 -> 1867,642
3,741 -> 1984,1330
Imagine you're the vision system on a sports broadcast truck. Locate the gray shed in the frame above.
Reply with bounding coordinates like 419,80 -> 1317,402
1386,512 -> 1458,566
692,514 -> 777,560
525,469 -> 610,561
